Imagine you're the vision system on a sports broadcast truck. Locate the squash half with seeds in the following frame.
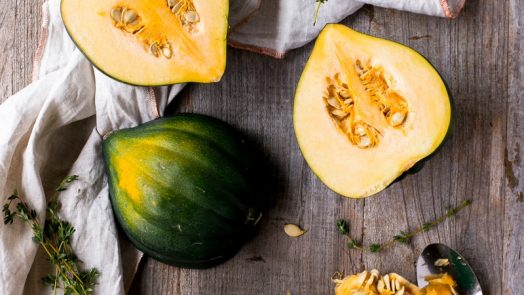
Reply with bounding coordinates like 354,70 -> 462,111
61,0 -> 228,86
293,25 -> 452,198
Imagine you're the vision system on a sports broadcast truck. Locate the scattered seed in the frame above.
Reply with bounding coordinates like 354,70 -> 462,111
167,0 -> 176,8
434,258 -> 450,267
284,224 -> 306,237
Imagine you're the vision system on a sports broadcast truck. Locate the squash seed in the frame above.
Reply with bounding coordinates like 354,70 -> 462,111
284,224 -> 306,237
389,111 -> 406,127
354,125 -> 367,136
339,88 -> 351,99
110,7 -> 123,24
331,109 -> 347,118
161,45 -> 173,59
358,136 -> 371,148
327,96 -> 340,108
150,42 -> 160,57
184,11 -> 199,23
123,9 -> 138,26
167,0 -> 177,8
171,2 -> 182,13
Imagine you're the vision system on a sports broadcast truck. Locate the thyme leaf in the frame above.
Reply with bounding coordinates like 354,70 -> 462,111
3,176 -> 99,294
336,219 -> 349,235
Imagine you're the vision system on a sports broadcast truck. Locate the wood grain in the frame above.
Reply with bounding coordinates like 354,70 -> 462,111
0,0 -> 522,294
0,0 -> 44,103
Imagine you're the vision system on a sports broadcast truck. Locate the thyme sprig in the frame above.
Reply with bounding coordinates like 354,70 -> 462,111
337,200 -> 473,253
3,176 -> 99,295
313,0 -> 328,25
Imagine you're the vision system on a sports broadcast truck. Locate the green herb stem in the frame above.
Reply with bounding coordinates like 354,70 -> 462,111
313,0 -> 328,25
337,199 -> 472,253
3,175 -> 98,294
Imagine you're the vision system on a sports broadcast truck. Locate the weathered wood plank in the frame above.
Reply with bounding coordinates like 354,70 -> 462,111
0,0 -> 44,103
131,1 -> 521,294
504,0 -> 524,293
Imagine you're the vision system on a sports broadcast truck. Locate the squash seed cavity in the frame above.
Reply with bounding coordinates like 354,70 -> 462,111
356,60 -> 409,128
110,6 -> 173,59
167,0 -> 200,33
324,60 -> 409,149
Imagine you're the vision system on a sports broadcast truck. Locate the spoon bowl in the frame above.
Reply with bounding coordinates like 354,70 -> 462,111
417,243 -> 482,295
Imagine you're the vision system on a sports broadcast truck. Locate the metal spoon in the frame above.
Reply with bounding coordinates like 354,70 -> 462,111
416,243 -> 483,295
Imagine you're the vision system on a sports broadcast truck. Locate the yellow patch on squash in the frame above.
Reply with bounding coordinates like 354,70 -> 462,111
108,136 -> 167,204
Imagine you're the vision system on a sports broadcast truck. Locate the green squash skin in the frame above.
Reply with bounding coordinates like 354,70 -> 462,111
103,114 -> 264,268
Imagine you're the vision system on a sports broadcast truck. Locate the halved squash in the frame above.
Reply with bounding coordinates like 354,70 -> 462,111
61,0 -> 228,86
293,25 -> 452,198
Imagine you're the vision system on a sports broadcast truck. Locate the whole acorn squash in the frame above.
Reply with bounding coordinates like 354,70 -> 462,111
293,25 -> 452,198
103,114 -> 263,268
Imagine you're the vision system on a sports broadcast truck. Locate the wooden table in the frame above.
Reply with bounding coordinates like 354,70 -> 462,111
1,1 -> 522,294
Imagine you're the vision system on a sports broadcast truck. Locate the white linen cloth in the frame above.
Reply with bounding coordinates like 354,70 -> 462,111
0,0 -> 466,294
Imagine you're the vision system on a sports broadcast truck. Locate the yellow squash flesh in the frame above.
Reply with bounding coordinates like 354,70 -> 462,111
293,25 -> 451,198
61,0 -> 228,85
335,270 -> 458,295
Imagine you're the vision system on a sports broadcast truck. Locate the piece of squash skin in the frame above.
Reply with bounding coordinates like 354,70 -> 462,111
293,24 -> 453,198
61,0 -> 228,86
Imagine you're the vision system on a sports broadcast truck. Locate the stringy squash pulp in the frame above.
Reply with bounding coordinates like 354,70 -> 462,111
61,0 -> 228,85
334,270 -> 458,295
293,25 -> 451,198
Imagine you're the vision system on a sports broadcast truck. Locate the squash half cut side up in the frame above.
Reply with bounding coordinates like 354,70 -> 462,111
293,25 -> 452,198
61,0 -> 228,86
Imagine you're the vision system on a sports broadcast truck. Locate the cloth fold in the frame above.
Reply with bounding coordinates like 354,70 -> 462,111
228,0 -> 467,58
0,0 -> 466,294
